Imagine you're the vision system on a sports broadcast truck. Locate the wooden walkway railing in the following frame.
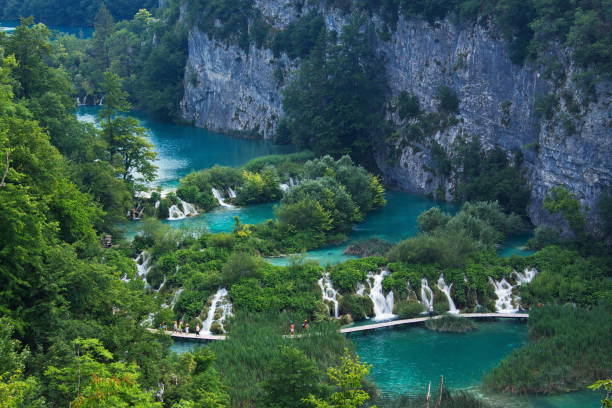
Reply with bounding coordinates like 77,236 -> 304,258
150,313 -> 529,341
339,312 -> 529,334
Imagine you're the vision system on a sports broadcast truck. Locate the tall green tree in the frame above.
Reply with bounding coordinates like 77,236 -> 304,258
98,70 -> 157,184
281,15 -> 387,166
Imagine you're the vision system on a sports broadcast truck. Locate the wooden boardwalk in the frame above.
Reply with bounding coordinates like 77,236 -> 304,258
150,313 -> 528,341
339,312 -> 529,334
147,328 -> 226,341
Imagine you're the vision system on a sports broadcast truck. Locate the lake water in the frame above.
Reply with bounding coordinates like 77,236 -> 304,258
352,320 -> 603,408
78,106 -> 533,259
77,106 -> 295,188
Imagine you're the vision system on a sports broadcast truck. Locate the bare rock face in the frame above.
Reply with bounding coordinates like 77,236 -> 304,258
180,2 -> 611,229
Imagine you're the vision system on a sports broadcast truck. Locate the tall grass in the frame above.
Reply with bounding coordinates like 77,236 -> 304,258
209,311 -> 348,407
483,305 -> 612,394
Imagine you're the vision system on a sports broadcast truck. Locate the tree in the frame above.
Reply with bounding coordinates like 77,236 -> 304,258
262,347 -> 323,408
544,186 -> 586,237
303,349 -> 374,408
45,338 -> 161,408
281,16 -> 387,165
91,4 -> 115,73
98,70 -> 157,184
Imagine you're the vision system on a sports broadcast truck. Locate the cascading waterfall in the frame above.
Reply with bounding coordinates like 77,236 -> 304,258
366,270 -> 395,321
227,188 -> 237,199
356,283 -> 365,296
489,277 -> 517,313
436,274 -> 459,314
200,288 -> 232,335
279,183 -> 289,192
167,200 -> 198,220
170,288 -> 184,309
318,274 -> 340,318
420,279 -> 434,313
489,267 -> 538,313
135,251 -> 153,280
211,188 -> 234,208
513,267 -> 537,284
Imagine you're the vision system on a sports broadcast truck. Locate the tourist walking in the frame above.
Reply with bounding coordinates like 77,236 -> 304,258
173,321 -> 178,332
185,323 -> 190,333
290,323 -> 295,336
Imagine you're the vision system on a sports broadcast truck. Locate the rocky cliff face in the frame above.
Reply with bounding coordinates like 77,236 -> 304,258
180,2 -> 611,228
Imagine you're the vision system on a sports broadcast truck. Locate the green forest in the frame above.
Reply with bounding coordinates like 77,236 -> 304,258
0,1 -> 611,408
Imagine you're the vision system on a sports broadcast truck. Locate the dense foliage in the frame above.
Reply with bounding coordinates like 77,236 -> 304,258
0,0 -> 158,26
280,16 -> 387,166
60,4 -> 188,120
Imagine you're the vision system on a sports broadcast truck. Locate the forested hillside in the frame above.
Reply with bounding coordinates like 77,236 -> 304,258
0,0 -> 157,25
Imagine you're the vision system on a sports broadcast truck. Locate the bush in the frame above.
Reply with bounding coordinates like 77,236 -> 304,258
433,299 -> 450,314
526,226 -> 561,250
394,300 -> 424,318
397,91 -> 421,120
436,85 -> 459,114
425,315 -> 476,332
344,238 -> 394,257
417,207 -> 451,233
222,252 -> 264,285
387,231 -> 478,268
340,295 -> 374,320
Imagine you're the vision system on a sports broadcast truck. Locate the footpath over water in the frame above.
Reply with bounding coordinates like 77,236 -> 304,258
151,313 -> 529,341
339,312 -> 528,333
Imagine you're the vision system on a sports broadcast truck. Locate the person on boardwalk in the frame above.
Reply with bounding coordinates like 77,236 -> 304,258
185,323 -> 190,333
196,324 -> 200,335
302,320 -> 309,330
290,323 -> 295,336
173,321 -> 178,333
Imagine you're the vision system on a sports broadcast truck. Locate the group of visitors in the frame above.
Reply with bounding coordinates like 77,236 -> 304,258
158,321 -> 202,335
289,319 -> 310,335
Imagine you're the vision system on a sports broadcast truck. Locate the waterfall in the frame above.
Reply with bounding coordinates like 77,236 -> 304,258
135,251 -> 153,280
420,279 -> 434,313
366,270 -> 395,321
227,187 -> 237,199
200,288 -> 232,335
318,274 -> 340,318
489,277 -> 517,313
279,183 -> 289,192
98,95 -> 104,106
356,283 -> 365,296
489,267 -> 538,313
167,200 -> 198,220
211,188 -> 234,208
170,288 -> 183,309
436,274 -> 459,314
513,267 -> 537,284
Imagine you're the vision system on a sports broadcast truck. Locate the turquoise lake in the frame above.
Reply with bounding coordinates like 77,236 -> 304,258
82,109 -> 599,407
78,106 -> 532,260
351,320 -> 602,408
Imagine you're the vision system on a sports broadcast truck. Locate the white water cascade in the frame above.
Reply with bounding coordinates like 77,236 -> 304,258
366,270 -> 395,321
169,288 -> 184,309
489,277 -> 517,313
356,283 -> 366,296
135,252 -> 153,280
227,188 -> 237,199
167,200 -> 198,220
489,268 -> 538,313
420,279 -> 434,313
436,274 -> 459,314
200,288 -> 233,335
211,188 -> 234,208
318,274 -> 340,318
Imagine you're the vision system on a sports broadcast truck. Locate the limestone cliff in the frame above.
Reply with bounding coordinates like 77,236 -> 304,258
179,2 -> 611,229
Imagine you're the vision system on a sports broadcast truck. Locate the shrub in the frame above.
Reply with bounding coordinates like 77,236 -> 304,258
425,315 -> 476,332
340,294 -> 374,320
222,252 -> 264,285
436,85 -> 459,114
394,300 -> 424,318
